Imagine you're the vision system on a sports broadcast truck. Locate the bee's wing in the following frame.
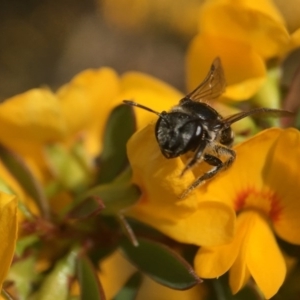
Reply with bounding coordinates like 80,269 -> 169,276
185,57 -> 226,102
223,108 -> 293,127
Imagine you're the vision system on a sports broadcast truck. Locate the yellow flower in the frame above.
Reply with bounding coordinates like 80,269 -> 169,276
97,250 -> 136,299
194,128 -> 300,299
58,68 -> 183,157
0,193 -> 18,290
117,71 -> 183,129
273,0 -> 300,32
0,68 -> 183,184
57,68 -> 120,157
186,0 -> 300,100
0,68 -> 119,182
126,123 -> 235,247
101,0 -> 201,39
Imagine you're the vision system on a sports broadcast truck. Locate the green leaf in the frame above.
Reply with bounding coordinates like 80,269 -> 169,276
120,237 -> 202,290
97,104 -> 136,183
30,248 -> 78,300
66,196 -> 105,220
77,255 -> 106,300
89,246 -> 118,268
7,255 -> 39,300
78,181 -> 140,215
0,144 -> 50,218
114,272 -> 142,300
112,167 -> 132,184
71,139 -> 93,175
15,235 -> 39,257
0,176 -> 34,220
45,144 -> 90,194
124,218 -> 174,242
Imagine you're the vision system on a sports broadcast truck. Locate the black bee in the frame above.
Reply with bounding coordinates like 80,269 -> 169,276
123,58 -> 292,198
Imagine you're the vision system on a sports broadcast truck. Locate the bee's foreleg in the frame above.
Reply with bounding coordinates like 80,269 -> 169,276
179,145 -> 235,198
180,139 -> 208,177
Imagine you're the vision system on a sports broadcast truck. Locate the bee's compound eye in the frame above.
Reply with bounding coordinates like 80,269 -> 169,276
195,125 -> 202,136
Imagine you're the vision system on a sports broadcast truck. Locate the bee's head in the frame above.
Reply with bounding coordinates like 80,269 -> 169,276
155,112 -> 203,158
122,100 -> 203,159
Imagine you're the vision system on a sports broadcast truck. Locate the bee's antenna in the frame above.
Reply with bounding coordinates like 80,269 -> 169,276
123,100 -> 162,117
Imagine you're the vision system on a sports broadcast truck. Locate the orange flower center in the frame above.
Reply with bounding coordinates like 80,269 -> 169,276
234,187 -> 282,222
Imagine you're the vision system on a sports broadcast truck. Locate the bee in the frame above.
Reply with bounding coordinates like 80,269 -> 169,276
123,58 -> 292,198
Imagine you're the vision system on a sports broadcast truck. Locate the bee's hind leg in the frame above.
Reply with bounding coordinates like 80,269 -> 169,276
179,145 -> 236,199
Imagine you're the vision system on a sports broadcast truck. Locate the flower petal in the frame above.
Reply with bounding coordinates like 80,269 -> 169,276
246,212 -> 286,299
229,212 -> 253,294
136,275 -> 206,300
0,89 -> 66,149
187,200 -> 235,246
186,34 -> 266,100
195,128 -> 282,209
0,193 -> 18,290
98,250 -> 136,299
194,240 -> 238,278
127,124 -> 199,223
199,0 -> 289,58
194,209 -> 253,279
281,28 -> 300,61
234,0 -> 285,24
120,72 -> 183,100
136,200 -> 235,246
57,68 -> 120,156
118,71 -> 183,130
273,0 -> 300,32
229,252 -> 251,295
263,128 -> 300,244
290,27 -> 300,50
127,124 -> 235,246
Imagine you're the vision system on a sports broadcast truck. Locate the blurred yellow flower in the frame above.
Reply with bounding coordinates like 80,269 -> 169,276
0,68 -> 119,182
0,193 -> 18,290
135,275 -> 206,300
98,250 -> 136,299
273,0 -> 300,32
56,68 -> 184,157
101,0 -> 202,39
0,66 -> 196,225
186,0 -> 300,100
194,128 -> 300,299
0,68 -> 182,184
39,68 -> 182,163
117,71 -> 183,132
57,68 -> 120,157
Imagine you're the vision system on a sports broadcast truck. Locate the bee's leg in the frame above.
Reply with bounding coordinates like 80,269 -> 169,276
180,145 -> 235,198
180,140 -> 208,177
